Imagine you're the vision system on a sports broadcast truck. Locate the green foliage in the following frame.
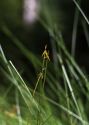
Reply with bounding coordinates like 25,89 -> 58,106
0,0 -> 89,125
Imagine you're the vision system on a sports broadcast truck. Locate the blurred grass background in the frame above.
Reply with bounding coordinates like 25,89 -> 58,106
0,0 -> 89,124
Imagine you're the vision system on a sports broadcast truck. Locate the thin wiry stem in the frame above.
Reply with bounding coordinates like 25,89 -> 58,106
33,72 -> 43,96
15,89 -> 22,125
0,44 -> 8,64
57,54 -> 84,124
37,92 -> 89,125
64,77 -> 73,125
72,0 -> 89,25
42,60 -> 48,88
71,0 -> 80,57
82,20 -> 89,47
